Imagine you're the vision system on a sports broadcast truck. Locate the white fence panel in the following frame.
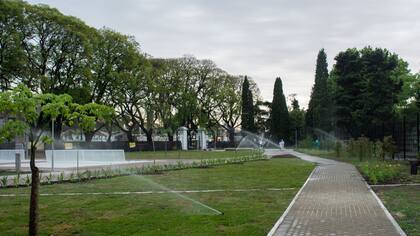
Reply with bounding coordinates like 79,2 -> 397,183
45,150 -> 125,163
0,150 -> 25,163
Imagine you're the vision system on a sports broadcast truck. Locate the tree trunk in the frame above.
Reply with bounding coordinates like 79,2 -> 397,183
53,117 -> 63,140
29,144 -> 39,236
228,127 -> 235,147
146,131 -> 153,144
84,132 -> 94,143
167,133 -> 174,142
213,130 -> 217,149
126,131 -> 135,142
106,126 -> 113,143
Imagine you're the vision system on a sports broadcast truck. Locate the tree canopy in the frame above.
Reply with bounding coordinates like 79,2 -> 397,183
241,76 -> 255,132
0,1 -> 260,144
306,49 -> 333,132
270,77 -> 289,141
332,47 -> 409,138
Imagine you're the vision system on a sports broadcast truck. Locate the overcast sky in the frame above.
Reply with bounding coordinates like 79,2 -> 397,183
27,0 -> 420,108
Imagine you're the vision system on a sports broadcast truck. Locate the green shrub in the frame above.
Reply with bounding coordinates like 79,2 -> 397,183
382,136 -> 397,160
298,137 -> 313,149
357,162 -> 402,184
320,139 -> 335,150
372,141 -> 383,160
0,176 -> 8,187
335,141 -> 342,158
346,139 -> 356,158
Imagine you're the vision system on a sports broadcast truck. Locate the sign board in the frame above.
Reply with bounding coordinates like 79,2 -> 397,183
129,142 -> 136,148
64,143 -> 73,150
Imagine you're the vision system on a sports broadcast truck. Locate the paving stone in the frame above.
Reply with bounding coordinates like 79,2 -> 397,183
268,150 -> 404,236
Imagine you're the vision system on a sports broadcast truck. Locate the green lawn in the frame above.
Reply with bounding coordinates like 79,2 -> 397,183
125,149 -> 255,160
0,157 -> 314,235
375,186 -> 420,236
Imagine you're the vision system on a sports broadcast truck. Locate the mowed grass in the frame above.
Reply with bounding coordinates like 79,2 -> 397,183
0,157 -> 314,235
125,149 -> 255,160
375,186 -> 420,236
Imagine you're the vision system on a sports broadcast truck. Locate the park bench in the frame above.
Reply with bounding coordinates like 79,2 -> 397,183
410,160 -> 419,175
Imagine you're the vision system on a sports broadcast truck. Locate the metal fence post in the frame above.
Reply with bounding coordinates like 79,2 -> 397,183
15,152 -> 21,174
51,118 -> 55,172
77,149 -> 79,174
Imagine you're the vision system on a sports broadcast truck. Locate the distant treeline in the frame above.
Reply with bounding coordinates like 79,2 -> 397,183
304,48 -> 419,140
0,0 -> 265,144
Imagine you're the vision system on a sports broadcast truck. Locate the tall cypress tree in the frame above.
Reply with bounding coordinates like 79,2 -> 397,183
241,76 -> 255,131
306,49 -> 332,131
270,77 -> 289,141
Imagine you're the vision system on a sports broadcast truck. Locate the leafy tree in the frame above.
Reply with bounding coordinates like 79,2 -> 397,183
332,48 -> 363,137
270,77 -> 289,141
333,47 -> 407,138
360,48 -> 402,127
255,100 -> 271,134
19,3 -> 93,94
210,75 -> 242,145
70,103 -> 114,143
106,43 -> 153,142
0,0 -> 26,91
306,49 -> 332,131
2,2 -> 95,139
288,94 -> 305,141
0,85 -> 73,236
88,28 -> 140,104
149,58 -> 179,141
241,76 -> 255,132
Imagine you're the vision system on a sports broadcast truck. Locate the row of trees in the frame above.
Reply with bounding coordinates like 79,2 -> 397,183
306,47 -> 419,139
0,1 -> 261,145
255,47 -> 419,143
240,74 -> 304,142
0,2 -> 263,235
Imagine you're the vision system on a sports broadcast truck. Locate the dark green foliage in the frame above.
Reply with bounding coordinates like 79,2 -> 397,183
241,76 -> 255,132
0,0 -> 27,91
254,100 -> 271,133
288,96 -> 305,141
270,77 -> 289,141
306,49 -> 333,132
333,47 -> 405,138
334,141 -> 342,157
382,136 -> 397,159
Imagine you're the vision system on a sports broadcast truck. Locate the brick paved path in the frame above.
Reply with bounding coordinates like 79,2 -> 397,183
268,150 -> 405,236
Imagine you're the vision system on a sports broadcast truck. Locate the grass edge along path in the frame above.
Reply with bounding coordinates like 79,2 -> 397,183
374,185 -> 420,236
